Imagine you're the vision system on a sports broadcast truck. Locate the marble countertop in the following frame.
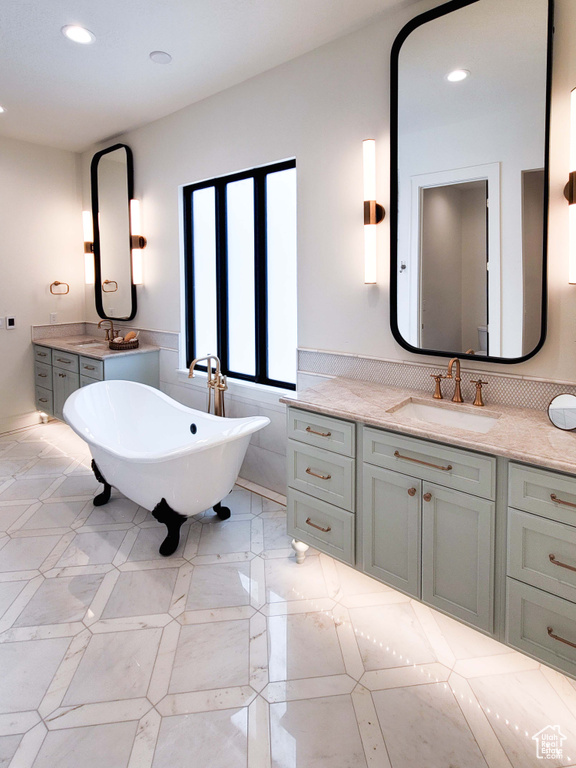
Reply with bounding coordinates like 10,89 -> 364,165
280,377 -> 576,476
34,335 -> 160,361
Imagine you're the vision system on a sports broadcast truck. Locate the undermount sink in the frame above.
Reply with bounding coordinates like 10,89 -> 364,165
387,398 -> 501,434
68,339 -> 105,348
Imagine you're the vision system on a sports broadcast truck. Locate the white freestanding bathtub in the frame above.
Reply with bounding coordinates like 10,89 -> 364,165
63,380 -> 269,554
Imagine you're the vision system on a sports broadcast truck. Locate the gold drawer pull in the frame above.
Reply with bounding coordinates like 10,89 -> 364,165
550,493 -> 576,509
306,426 -> 332,438
547,626 -> 576,650
393,450 -> 452,472
84,365 -> 96,371
37,352 -> 47,357
305,467 -> 332,481
407,487 -> 417,497
306,517 -> 331,533
56,358 -> 71,364
39,398 -> 48,403
549,554 -> 576,573
58,373 -> 66,378
38,373 -> 47,378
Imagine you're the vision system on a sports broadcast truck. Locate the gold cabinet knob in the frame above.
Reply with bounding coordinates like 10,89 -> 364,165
407,487 -> 417,497
423,492 -> 432,502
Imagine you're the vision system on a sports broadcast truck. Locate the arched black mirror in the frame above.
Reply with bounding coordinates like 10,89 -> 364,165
390,0 -> 553,363
91,143 -> 137,321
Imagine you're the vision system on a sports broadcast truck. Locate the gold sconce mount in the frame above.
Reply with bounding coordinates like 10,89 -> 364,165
364,200 -> 385,225
130,235 -> 148,250
564,171 -> 576,205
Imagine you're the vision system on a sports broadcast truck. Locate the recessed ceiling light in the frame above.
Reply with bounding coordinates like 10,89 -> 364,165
446,69 -> 470,83
61,25 -> 95,44
149,51 -> 172,64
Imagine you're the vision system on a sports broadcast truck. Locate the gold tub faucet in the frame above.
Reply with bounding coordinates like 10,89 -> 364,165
188,354 -> 227,417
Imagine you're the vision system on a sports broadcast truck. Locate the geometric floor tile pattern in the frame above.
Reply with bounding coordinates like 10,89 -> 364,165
1,421 -> 576,767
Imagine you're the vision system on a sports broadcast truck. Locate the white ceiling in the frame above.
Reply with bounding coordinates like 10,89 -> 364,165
0,0 -> 414,152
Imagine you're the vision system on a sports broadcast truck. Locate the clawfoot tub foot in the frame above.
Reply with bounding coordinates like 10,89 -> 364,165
91,460 -> 112,506
213,502 -> 231,520
152,498 -> 187,557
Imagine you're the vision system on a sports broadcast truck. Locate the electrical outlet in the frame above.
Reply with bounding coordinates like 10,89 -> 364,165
6,316 -> 15,330
49,313 -> 57,324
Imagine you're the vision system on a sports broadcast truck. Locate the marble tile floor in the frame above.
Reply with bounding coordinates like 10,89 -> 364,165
1,421 -> 576,767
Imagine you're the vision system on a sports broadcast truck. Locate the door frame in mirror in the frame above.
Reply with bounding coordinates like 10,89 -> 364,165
90,143 -> 137,321
389,0 -> 554,364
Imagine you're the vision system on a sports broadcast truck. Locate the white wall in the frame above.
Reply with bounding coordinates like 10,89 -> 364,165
0,136 -> 84,432
78,0 -> 576,387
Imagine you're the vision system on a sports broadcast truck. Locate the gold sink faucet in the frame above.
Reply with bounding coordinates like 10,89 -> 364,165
446,357 -> 463,403
188,354 -> 227,417
98,319 -> 116,341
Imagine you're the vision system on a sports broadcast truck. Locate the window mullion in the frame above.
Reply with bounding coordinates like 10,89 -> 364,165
183,189 -> 195,367
216,181 -> 229,374
254,171 -> 268,384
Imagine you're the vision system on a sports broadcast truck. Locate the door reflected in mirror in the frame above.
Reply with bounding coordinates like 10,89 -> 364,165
391,0 -> 552,363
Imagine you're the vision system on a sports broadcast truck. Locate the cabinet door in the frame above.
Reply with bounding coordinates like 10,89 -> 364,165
52,369 -> 79,420
422,482 -> 494,633
362,464 -> 421,597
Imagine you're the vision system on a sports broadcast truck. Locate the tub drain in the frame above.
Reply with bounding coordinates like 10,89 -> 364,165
190,423 -> 197,434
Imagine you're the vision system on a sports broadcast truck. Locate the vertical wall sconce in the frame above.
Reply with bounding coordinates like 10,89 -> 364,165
363,139 -> 385,284
129,199 -> 147,285
567,89 -> 576,284
82,210 -> 95,285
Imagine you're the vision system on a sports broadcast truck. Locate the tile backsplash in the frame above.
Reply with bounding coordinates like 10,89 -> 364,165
298,349 -> 576,412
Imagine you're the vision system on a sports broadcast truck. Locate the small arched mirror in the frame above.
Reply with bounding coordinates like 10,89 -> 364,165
548,394 -> 576,431
91,143 -> 137,321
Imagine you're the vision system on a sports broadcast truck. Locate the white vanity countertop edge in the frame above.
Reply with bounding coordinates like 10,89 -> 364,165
34,336 -> 160,361
280,376 -> 576,476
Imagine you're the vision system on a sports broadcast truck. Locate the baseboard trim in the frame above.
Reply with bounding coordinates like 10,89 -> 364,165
0,411 -> 42,436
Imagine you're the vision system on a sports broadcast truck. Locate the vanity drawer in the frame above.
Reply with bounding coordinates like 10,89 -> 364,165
509,463 -> 576,527
34,362 -> 52,390
508,508 -> 576,603
287,440 -> 354,512
79,357 -> 103,380
80,375 -> 99,387
52,351 -> 79,373
35,386 -> 52,413
287,407 -> 355,457
287,488 -> 355,565
34,345 -> 52,364
507,579 -> 576,678
363,427 -> 495,500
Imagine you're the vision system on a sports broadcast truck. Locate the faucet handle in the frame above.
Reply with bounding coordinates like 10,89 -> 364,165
470,379 -> 486,407
430,373 -> 445,400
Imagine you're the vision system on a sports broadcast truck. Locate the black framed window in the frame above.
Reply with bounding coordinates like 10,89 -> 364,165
183,159 -> 297,390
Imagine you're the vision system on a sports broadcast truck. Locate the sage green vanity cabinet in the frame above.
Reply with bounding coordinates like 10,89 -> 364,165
285,403 -> 576,676
507,462 -> 576,677
363,464 -> 421,597
421,482 -> 494,632
286,409 -> 356,565
34,343 -> 159,421
362,426 -> 495,633
52,369 -> 80,420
